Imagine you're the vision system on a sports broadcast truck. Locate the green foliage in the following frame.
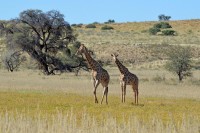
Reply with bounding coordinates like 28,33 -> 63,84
158,14 -> 171,21
162,30 -> 176,36
0,9 -> 87,75
153,23 -> 162,29
161,22 -> 172,29
148,27 -> 161,35
71,24 -> 76,27
104,19 -> 115,24
71,23 -> 83,28
92,22 -> 100,24
165,46 -> 192,81
101,25 -> 114,30
149,22 -> 173,35
85,24 -> 96,28
154,22 -> 172,29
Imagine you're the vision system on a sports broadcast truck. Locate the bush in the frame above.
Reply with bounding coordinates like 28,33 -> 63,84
160,22 -> 172,29
104,19 -> 115,24
149,22 -> 174,36
162,30 -> 176,36
148,27 -> 160,35
153,23 -> 162,29
93,22 -> 100,24
71,24 -> 76,27
101,25 -> 114,30
71,23 -> 83,28
85,24 -> 96,28
153,22 -> 172,29
76,23 -> 83,28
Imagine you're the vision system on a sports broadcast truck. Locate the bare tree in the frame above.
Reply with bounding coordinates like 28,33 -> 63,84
1,50 -> 26,72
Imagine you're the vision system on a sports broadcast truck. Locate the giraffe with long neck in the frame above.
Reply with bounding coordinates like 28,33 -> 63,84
76,44 -> 110,104
111,54 -> 139,104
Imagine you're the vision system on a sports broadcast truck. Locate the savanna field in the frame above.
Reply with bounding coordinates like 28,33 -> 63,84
0,20 -> 200,133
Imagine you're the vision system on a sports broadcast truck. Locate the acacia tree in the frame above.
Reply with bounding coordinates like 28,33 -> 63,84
0,9 -> 87,74
165,46 -> 192,81
158,14 -> 171,21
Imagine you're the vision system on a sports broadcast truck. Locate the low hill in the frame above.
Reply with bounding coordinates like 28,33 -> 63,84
0,20 -> 200,69
74,20 -> 200,68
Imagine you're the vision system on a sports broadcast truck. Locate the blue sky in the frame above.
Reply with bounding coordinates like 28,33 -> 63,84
0,0 -> 199,24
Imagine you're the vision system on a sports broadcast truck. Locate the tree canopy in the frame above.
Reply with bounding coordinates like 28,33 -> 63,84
165,46 -> 192,81
158,14 -> 171,21
0,9 -> 88,75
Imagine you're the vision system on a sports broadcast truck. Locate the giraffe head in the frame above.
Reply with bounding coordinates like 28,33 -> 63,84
76,44 -> 86,55
111,54 -> 118,61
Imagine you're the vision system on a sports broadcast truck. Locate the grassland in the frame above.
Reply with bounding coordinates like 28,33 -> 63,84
0,20 -> 200,132
73,20 -> 200,67
0,69 -> 200,132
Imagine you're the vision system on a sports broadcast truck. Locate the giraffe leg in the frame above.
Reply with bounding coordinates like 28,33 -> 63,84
101,86 -> 108,104
134,90 -> 136,104
136,89 -> 139,105
133,86 -> 138,105
92,77 -> 96,88
123,84 -> 126,103
121,83 -> 124,103
93,80 -> 100,103
105,87 -> 108,104
132,86 -> 136,104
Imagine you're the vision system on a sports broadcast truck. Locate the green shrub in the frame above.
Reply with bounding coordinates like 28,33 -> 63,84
101,25 -> 114,30
71,23 -> 83,28
71,24 -> 76,27
85,24 -> 96,28
104,19 -> 115,24
153,22 -> 172,29
76,23 -> 83,28
162,30 -> 176,36
160,22 -> 172,29
153,23 -> 162,29
93,22 -> 100,24
148,27 -> 160,35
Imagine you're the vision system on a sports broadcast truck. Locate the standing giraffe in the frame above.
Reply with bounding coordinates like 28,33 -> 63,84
76,44 -> 110,104
111,54 -> 139,104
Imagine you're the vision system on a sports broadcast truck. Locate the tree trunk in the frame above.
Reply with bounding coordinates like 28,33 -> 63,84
27,49 -> 50,75
178,71 -> 183,82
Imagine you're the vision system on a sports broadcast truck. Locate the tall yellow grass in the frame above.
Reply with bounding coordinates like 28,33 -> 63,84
0,110 -> 199,133
0,69 -> 199,133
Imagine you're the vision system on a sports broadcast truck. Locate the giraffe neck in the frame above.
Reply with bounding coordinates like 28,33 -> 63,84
83,48 -> 100,71
115,59 -> 129,74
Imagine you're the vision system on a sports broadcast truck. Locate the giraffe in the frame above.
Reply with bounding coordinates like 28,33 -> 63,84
111,54 -> 139,104
76,44 -> 110,104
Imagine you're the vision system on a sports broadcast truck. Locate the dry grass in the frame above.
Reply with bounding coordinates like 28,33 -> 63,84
1,20 -> 200,65
74,20 -> 200,65
0,69 -> 199,98
0,111 -> 199,133
0,69 -> 200,132
0,19 -> 200,132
